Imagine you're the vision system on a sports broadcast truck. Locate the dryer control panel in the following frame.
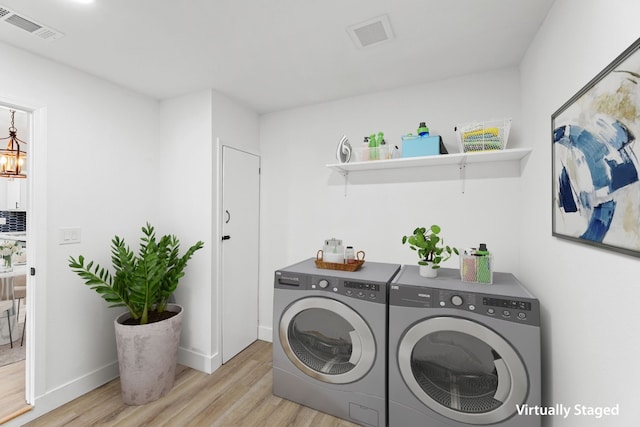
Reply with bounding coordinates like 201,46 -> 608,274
437,290 -> 538,325
390,285 -> 539,326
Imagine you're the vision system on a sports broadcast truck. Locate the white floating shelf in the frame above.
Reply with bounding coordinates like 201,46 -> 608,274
326,148 -> 532,173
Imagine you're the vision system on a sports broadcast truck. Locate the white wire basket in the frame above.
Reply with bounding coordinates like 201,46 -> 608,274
455,118 -> 511,153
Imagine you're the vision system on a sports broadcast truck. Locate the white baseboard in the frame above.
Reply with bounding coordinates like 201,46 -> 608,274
178,346 -> 221,374
6,361 -> 119,427
258,325 -> 273,342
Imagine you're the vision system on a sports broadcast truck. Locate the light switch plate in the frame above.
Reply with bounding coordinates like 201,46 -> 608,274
59,227 -> 81,245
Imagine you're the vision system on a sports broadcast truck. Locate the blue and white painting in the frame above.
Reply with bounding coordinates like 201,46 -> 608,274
553,38 -> 640,255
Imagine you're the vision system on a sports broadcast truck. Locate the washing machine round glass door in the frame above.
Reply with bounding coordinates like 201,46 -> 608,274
398,317 -> 527,425
279,297 -> 376,384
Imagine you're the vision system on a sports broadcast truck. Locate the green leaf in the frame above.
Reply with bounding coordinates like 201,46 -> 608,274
69,223 -> 203,325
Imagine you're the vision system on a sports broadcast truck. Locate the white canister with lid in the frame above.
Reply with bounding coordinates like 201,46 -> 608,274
323,238 -> 344,263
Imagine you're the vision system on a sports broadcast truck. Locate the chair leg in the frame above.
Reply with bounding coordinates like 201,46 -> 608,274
5,310 -> 12,349
21,317 -> 25,346
17,297 -> 25,346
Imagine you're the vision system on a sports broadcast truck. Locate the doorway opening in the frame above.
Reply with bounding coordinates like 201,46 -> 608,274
0,100 -> 38,423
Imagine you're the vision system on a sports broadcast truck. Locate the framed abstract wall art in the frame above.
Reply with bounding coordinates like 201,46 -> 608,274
552,37 -> 640,256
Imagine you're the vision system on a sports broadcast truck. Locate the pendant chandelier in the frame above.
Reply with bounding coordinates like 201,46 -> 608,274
0,110 -> 27,178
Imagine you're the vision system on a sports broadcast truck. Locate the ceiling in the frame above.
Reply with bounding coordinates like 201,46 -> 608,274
0,0 -> 555,114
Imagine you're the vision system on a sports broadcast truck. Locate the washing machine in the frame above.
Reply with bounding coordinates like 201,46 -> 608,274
388,266 -> 541,427
273,258 -> 400,427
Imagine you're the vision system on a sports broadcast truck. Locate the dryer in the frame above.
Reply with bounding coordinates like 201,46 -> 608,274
273,258 -> 400,427
388,266 -> 541,427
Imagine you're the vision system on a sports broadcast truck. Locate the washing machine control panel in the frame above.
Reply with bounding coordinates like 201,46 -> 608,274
309,277 -> 386,303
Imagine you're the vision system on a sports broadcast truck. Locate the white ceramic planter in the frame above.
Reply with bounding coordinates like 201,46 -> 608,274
419,264 -> 438,278
114,303 -> 183,405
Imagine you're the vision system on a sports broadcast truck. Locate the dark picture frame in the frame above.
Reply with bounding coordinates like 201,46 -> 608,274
552,37 -> 640,257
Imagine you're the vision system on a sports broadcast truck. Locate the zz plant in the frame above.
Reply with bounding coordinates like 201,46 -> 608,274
69,223 -> 204,325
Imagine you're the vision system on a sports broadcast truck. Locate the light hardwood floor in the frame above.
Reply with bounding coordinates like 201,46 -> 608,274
0,296 -> 30,425
0,359 -> 31,424
24,341 -> 361,427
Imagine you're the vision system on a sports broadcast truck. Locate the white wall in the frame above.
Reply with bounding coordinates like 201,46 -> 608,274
157,90 -> 215,371
519,0 -> 640,426
0,41 -> 159,425
156,89 -> 259,373
259,67 -> 525,338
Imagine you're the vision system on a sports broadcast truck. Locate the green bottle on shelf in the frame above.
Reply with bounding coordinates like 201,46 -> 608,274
418,122 -> 430,136
369,133 -> 379,160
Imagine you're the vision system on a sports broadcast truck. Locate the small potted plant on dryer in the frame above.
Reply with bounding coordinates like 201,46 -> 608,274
402,224 -> 458,278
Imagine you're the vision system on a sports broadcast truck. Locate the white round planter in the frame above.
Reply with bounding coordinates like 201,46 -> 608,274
114,303 -> 183,405
419,264 -> 438,278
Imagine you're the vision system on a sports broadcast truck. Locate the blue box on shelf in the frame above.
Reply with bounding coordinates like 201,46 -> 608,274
401,135 -> 444,158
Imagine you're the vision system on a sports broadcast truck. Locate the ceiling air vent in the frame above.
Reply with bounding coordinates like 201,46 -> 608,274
0,4 -> 64,41
347,14 -> 394,49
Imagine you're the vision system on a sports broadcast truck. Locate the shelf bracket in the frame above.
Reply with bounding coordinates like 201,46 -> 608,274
459,156 -> 467,194
342,170 -> 349,197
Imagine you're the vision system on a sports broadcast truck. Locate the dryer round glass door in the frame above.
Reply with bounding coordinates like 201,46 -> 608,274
398,317 -> 527,425
279,297 -> 376,384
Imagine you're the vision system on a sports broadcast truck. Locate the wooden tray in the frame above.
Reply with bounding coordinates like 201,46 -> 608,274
315,250 -> 365,272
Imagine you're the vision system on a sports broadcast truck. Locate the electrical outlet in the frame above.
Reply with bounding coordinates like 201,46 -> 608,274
59,227 -> 81,245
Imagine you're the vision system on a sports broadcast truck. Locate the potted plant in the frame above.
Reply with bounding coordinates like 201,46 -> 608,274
68,223 -> 204,405
402,225 -> 458,278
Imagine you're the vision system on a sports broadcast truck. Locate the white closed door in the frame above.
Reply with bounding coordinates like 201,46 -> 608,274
221,146 -> 260,363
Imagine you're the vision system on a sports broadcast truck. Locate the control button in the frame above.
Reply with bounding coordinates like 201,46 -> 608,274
333,287 -> 338,292
369,293 -> 376,299
346,290 -> 353,296
318,279 -> 329,289
440,301 -> 446,307
517,312 -> 527,320
357,291 -> 365,297
502,310 -> 511,317
451,295 -> 463,306
487,308 -> 495,315
468,305 -> 475,311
